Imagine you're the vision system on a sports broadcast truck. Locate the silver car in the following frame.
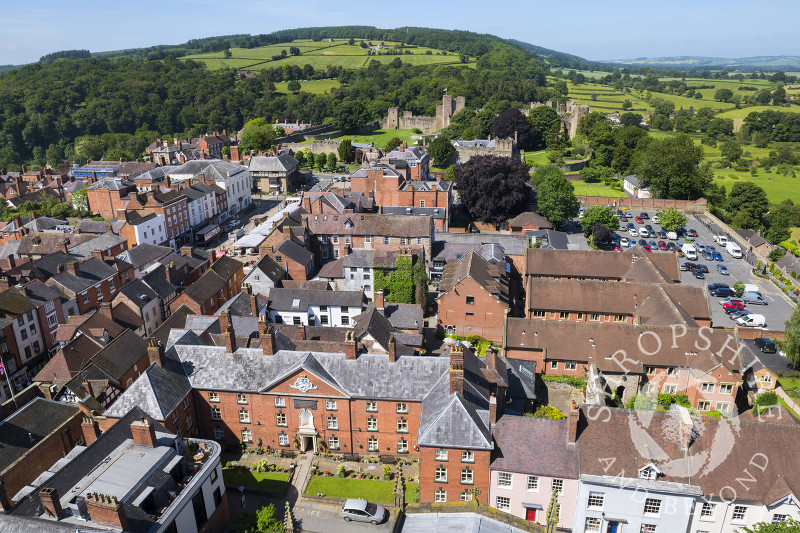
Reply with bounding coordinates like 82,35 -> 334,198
742,291 -> 768,305
340,498 -> 387,524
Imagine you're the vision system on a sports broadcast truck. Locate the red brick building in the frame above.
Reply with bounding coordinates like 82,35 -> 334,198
86,177 -> 137,219
437,250 -> 510,343
125,189 -> 193,249
169,255 -> 244,315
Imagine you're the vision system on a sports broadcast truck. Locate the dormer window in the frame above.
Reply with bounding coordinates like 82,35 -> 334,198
638,463 -> 661,480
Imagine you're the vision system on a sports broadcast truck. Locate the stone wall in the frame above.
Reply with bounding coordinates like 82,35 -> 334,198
453,138 -> 515,164
525,100 -> 590,139
576,195 -> 708,214
380,95 -> 465,133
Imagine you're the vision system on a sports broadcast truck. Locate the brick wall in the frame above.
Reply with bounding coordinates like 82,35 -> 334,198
577,195 -> 707,214
438,277 -> 507,343
418,446 -> 490,504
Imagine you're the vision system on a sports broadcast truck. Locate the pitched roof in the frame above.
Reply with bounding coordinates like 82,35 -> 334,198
116,243 -> 173,269
438,250 -> 510,307
34,334 -> 105,382
492,415 -> 577,477
508,211 -> 553,230
103,357 -> 191,422
248,154 -> 299,173
303,213 -> 432,238
316,257 -> 344,279
67,233 -> 127,259
267,287 -> 364,311
274,239 -> 314,265
90,329 -> 149,381
524,246 -> 680,282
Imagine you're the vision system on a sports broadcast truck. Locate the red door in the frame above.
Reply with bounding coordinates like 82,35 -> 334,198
525,508 -> 537,521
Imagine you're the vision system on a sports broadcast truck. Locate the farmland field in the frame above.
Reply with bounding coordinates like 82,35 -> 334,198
300,129 -> 420,150
566,81 -> 737,115
716,105 -> 800,119
274,79 -> 340,95
571,180 -> 626,197
183,39 -> 472,71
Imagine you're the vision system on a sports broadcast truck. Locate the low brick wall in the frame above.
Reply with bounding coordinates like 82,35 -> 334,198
576,195 -> 707,213
404,502 -> 544,532
736,328 -> 786,341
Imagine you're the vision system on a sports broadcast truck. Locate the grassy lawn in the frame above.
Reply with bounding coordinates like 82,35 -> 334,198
566,81 -> 736,114
716,105 -> 800,120
305,476 -> 418,505
525,151 -> 551,165
791,227 -> 800,243
222,468 -> 290,492
274,79 -> 340,95
711,169 -> 799,204
308,129 -> 419,149
571,180 -> 627,197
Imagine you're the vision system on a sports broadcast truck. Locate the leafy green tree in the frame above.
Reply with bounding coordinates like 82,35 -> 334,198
443,165 -> 456,181
325,152 -> 337,171
227,511 -> 258,533
314,152 -> 326,170
454,156 -> 530,224
223,49 -> 232,59
706,118 -> 734,139
530,164 -> 565,189
579,165 -> 613,184
714,88 -> 734,102
741,517 -> 800,533
256,504 -> 285,533
289,46 -> 300,56
45,144 -> 65,168
580,206 -> 618,236
763,210 -> 792,244
71,185 -> 89,214
384,137 -> 403,152
719,138 -> 743,162
528,404 -> 565,419
636,135 -> 708,199
527,105 -> 562,150
537,172 -> 580,229
658,207 -> 688,231
785,306 -> 800,369
652,114 -> 672,131
294,150 -> 306,167
337,139 -> 355,163
727,182 -> 768,220
426,136 -> 454,167
620,113 -> 642,128
333,99 -> 369,132
649,97 -> 675,117
622,99 -> 633,110
240,118 -> 276,153
286,80 -> 301,93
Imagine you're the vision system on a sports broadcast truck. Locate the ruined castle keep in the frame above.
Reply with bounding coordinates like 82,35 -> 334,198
525,100 -> 590,139
381,95 -> 466,133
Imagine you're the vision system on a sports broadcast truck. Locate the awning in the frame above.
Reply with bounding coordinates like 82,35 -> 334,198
232,234 -> 266,248
521,502 -> 543,509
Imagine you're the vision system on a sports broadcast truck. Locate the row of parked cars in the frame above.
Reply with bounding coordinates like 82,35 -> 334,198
712,283 -> 768,327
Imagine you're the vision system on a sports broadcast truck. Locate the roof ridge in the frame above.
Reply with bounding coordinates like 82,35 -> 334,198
142,364 -> 165,419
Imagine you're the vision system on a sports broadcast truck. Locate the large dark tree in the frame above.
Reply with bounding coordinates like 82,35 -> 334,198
454,156 -> 530,224
527,105 -> 561,149
636,135 -> 709,199
727,182 -> 768,220
490,108 -> 537,150
427,135 -> 454,166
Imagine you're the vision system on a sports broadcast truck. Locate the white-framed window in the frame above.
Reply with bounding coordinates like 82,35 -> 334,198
397,438 -> 408,453
367,417 -> 377,431
697,400 -> 711,410
209,392 -> 219,403
773,514 -> 788,523
365,235 -> 371,244
214,427 -> 224,439
732,505 -> 747,522
435,450 -> 448,461
368,437 -> 379,451
186,415 -> 192,429
275,397 -> 285,407
641,525 -> 657,533
241,429 -> 252,442
460,468 -> 473,484
397,402 -> 408,413
720,384 -> 733,394
327,415 -> 338,430
435,465 -> 447,482
527,476 -> 539,491
644,498 -> 661,517
397,419 -> 408,433
328,436 -> 339,450
497,472 -> 512,488
45,301 -> 55,312
700,502 -> 716,519
239,409 -> 250,423
565,361 -> 577,370
383,236 -> 390,245
551,478 -> 563,495
434,488 -> 446,503
47,314 -> 58,327
663,384 -> 677,394
211,407 -> 221,420
586,518 -> 602,532
173,411 -> 179,422
460,490 -> 473,501
366,400 -> 377,412
344,235 -> 351,244
462,451 -> 474,463
587,492 -> 604,510
326,400 -> 337,410
276,413 -> 287,426
237,393 -> 247,404
716,402 -> 731,413
667,367 -> 677,376
279,433 -> 289,446
183,397 -> 190,410
332,235 -> 339,244
496,496 -> 510,511
701,383 -> 715,393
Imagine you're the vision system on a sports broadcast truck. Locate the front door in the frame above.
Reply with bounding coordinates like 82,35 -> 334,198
607,521 -> 620,533
525,508 -> 537,521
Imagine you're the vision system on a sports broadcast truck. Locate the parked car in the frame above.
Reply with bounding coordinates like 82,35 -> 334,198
635,216 -> 644,224
696,264 -> 709,273
658,241 -> 668,251
754,338 -> 777,353
645,224 -> 654,232
627,222 -> 635,230
703,249 -> 715,261
710,287 -> 736,298
620,215 -> 629,222
680,262 -> 697,271
692,268 -> 705,279
667,242 -> 676,251
340,499 -> 387,524
620,237 -> 629,247
716,264 -> 729,275
658,231 -> 668,239
712,251 -> 724,262
719,297 -> 744,306
640,212 -> 649,219
729,309 -> 752,321
737,314 -> 766,328
639,228 -> 650,238
648,240 -> 658,249
742,291 -> 768,305
723,301 -> 745,312
629,228 -> 638,237
653,213 -> 660,224
688,229 -> 698,237
708,283 -> 730,291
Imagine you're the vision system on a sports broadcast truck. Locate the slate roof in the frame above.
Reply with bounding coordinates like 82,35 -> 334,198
86,177 -> 135,191
316,257 -> 344,279
383,303 -> 423,331
302,192 -> 351,213
0,286 -> 36,318
381,206 -> 447,220
734,228 -> 768,249
243,254 -> 286,291
304,213 -> 432,238
508,211 -> 552,230
491,415 -> 577,478
350,164 -> 403,178
275,239 -> 314,266
268,287 -> 364,311
20,279 -> 60,308
352,304 -> 414,356
150,305 -> 196,346
142,265 -> 178,300
0,398 -> 80,473
180,256 -> 242,304
119,278 -> 159,309
116,243 -> 173,269
169,159 -> 249,182
434,231 -> 529,257
103,356 -> 191,422
90,329 -> 149,381
74,219 -> 114,234
248,154 -> 299,173
623,174 -> 646,188
48,257 -> 118,297
67,233 -> 127,260
34,334 -> 105,382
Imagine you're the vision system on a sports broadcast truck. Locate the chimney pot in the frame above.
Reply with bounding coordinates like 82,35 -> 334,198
81,416 -> 101,446
388,333 -> 397,362
147,339 -> 165,366
261,322 -> 276,355
130,418 -> 157,447
568,401 -> 579,443
449,344 -> 464,396
344,330 -> 357,359
39,487 -> 62,518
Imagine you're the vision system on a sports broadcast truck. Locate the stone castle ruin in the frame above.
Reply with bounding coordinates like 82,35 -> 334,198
381,95 -> 466,133
524,100 -> 590,139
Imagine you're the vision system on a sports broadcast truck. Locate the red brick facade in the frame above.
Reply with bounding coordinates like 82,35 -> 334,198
87,183 -> 136,219
418,446 -> 491,505
437,275 -> 508,343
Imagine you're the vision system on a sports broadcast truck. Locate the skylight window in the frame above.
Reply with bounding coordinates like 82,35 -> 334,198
292,299 -> 301,308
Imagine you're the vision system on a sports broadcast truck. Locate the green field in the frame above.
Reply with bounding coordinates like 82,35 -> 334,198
274,79 -> 340,95
716,105 -> 800,119
791,227 -> 800,242
221,469 -> 290,492
525,150 -> 550,165
571,180 -> 627,197
302,129 -> 420,149
184,39 -> 472,72
566,81 -> 737,115
305,476 -> 418,505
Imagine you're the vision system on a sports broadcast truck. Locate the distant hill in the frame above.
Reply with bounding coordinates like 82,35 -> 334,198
608,55 -> 800,71
508,39 -> 599,70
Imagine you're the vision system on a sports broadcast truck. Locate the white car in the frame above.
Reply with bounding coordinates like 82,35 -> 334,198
620,237 -> 629,247
653,214 -> 660,224
639,228 -> 650,238
628,228 -> 638,237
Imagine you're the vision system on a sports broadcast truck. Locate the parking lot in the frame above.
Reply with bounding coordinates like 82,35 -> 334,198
603,209 -> 795,331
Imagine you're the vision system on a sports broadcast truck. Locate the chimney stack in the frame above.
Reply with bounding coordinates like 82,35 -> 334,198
250,292 -> 260,318
81,416 -> 101,446
260,321 -> 276,355
91,249 -> 104,260
449,344 -> 464,396
85,493 -> 128,530
67,260 -> 80,276
568,401 -> 579,444
374,290 -> 385,312
282,223 -> 292,242
98,303 -> 112,321
489,393 -> 498,425
180,245 -> 194,257
131,418 -> 157,447
147,339 -> 165,366
39,488 -> 62,518
297,325 -> 306,340
388,333 -> 397,362
344,330 -> 357,359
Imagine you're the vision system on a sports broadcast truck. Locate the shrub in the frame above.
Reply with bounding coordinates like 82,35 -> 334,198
528,404 -> 566,419
673,394 -> 691,408
540,375 -> 587,389
704,410 -> 722,417
657,393 -> 673,406
337,464 -> 346,476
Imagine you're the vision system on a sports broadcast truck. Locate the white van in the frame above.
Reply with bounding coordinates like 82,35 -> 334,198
743,284 -> 760,294
726,242 -> 742,258
737,314 -> 766,328
714,234 -> 729,246
667,231 -> 678,240
682,243 -> 698,260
